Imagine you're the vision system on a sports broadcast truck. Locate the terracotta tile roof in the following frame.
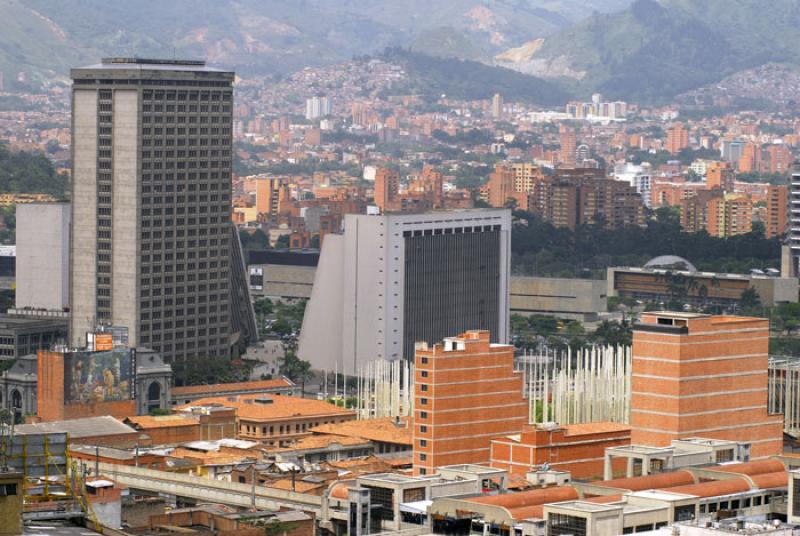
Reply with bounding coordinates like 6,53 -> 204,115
468,486 -> 579,508
269,434 -> 370,452
586,494 -> 623,504
329,483 -> 349,500
713,459 -> 785,476
264,478 -> 326,494
309,417 -> 413,446
508,504 -> 544,520
666,478 -> 751,498
176,394 -> 355,422
750,471 -> 788,489
171,447 -> 256,466
592,470 -> 696,492
385,455 -> 412,467
172,378 -> 294,397
563,423 -> 631,436
126,415 -> 199,429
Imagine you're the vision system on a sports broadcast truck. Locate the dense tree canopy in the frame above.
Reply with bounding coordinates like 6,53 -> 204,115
0,144 -> 68,198
512,209 -> 780,279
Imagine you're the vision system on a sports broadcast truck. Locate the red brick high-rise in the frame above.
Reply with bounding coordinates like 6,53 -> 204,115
374,167 -> 399,213
630,312 -> 783,460
559,124 -> 577,167
413,331 -> 528,475
766,185 -> 788,239
666,123 -> 689,154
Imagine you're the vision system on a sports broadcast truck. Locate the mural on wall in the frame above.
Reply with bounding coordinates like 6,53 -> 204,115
64,348 -> 136,404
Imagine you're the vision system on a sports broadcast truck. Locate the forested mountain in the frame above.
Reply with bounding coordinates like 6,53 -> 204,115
1,0 -> 630,87
496,0 -> 800,102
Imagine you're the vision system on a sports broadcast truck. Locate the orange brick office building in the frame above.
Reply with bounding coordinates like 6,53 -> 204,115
490,422 -> 631,479
413,330 -> 528,475
630,312 -> 783,459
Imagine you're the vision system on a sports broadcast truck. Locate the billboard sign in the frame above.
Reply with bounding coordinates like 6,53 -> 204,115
94,333 -> 113,351
64,348 -> 136,404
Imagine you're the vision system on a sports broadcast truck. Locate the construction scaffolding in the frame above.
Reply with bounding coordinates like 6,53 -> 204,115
518,345 -> 632,426
354,359 -> 414,420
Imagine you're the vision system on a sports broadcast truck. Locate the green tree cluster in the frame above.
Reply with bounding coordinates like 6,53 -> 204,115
0,144 -> 68,198
512,209 -> 780,279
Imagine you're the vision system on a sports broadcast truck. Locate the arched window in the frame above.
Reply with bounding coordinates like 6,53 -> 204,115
148,382 -> 161,402
11,390 -> 21,410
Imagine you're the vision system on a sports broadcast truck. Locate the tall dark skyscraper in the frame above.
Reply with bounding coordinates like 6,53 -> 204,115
69,58 -> 255,378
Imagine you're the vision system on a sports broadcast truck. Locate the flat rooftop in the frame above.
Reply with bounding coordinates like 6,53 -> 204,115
546,500 -> 622,513
77,57 -> 228,73
16,416 -> 136,438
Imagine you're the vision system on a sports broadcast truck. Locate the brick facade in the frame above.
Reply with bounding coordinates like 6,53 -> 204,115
630,313 -> 783,459
413,330 -> 528,475
490,422 -> 631,479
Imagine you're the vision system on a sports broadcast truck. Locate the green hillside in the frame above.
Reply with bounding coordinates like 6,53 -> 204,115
523,0 -> 800,102
383,48 -> 571,106
0,0 -> 633,87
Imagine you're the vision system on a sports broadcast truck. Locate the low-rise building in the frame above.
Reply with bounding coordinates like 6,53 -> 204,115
0,314 -> 67,361
176,394 -> 355,447
268,434 -> 373,463
248,249 -> 319,302
608,266 -> 798,308
490,422 -> 631,479
310,416 -> 413,455
147,504 -> 314,536
170,378 -> 296,407
16,416 -> 141,448
124,415 -> 202,446
510,277 -> 607,322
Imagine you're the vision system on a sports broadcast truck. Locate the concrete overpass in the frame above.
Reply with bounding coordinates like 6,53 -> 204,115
95,463 -> 323,514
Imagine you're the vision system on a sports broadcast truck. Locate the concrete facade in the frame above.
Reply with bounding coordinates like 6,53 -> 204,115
15,203 -> 70,312
0,354 -> 38,422
69,58 -> 243,377
608,266 -> 798,307
70,87 -> 98,344
298,209 -> 511,372
510,276 -> 607,321
0,314 -> 67,361
247,249 -> 318,302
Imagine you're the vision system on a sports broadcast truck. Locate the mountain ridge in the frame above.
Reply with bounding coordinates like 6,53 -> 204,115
1,0 -> 632,88
495,0 -> 800,103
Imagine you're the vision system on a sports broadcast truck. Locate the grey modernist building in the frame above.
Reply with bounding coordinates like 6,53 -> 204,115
134,348 -> 173,415
69,58 -> 255,378
0,314 -> 67,361
16,202 -> 70,312
298,209 -> 511,373
0,354 -> 38,421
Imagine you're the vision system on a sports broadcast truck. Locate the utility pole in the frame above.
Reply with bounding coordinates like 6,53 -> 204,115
251,464 -> 256,508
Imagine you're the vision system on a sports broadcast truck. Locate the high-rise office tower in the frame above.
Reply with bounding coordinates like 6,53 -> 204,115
69,58 -> 255,377
785,164 -> 800,277
491,93 -> 504,119
559,124 -> 577,166
298,210 -> 511,373
766,185 -> 788,240
374,167 -> 399,213
666,123 -> 689,154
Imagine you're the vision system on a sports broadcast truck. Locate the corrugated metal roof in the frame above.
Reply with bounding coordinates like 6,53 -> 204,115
16,416 -> 136,438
